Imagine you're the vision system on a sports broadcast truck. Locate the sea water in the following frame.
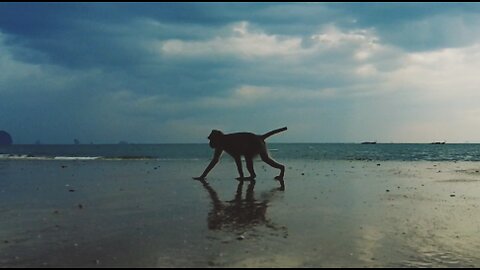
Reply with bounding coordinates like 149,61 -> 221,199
1,143 -> 480,161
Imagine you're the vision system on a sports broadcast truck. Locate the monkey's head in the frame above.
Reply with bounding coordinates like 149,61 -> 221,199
208,129 -> 224,149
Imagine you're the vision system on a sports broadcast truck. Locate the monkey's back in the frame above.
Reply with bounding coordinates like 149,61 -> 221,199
222,132 -> 265,157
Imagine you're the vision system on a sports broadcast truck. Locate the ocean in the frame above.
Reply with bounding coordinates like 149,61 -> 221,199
1,143 -> 480,161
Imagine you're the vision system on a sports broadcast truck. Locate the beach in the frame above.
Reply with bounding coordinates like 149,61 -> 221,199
1,158 -> 480,267
4,2 -> 480,268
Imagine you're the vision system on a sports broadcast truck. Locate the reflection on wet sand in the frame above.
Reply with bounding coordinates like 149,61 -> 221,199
199,179 -> 285,235
3,160 -> 480,267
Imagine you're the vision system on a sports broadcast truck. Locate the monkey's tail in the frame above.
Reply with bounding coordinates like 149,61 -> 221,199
261,127 -> 287,140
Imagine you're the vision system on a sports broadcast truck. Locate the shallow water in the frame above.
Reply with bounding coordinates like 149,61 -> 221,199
1,159 -> 480,267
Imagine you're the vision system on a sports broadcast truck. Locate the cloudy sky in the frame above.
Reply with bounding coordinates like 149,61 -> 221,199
2,3 -> 480,144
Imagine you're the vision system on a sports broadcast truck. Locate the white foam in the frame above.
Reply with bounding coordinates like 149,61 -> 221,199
0,154 -> 102,161
0,154 -> 46,160
0,155 -> 202,161
53,156 -> 101,160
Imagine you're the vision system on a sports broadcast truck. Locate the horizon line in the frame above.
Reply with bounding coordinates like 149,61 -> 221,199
4,142 -> 480,145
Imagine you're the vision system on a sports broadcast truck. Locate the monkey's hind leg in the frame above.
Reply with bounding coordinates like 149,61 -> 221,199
260,152 -> 285,180
245,156 -> 256,179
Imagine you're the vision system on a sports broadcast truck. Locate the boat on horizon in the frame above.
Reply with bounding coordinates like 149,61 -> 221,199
361,141 -> 377,144
431,141 -> 446,144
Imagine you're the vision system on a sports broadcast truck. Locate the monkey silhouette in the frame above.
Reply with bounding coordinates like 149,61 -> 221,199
194,127 -> 287,181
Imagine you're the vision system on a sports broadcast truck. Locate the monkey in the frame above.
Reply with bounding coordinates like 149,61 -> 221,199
193,127 -> 287,181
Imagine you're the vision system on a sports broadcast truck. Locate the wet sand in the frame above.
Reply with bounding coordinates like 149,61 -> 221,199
1,159 -> 480,267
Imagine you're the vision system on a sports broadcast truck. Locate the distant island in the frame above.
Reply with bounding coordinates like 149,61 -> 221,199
0,130 -> 13,145
431,141 -> 446,145
361,141 -> 377,144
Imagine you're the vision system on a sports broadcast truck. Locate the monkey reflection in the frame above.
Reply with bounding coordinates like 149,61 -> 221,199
198,179 -> 285,234
194,127 -> 287,181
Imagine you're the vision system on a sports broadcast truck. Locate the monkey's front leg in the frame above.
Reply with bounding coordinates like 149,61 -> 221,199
193,149 -> 222,180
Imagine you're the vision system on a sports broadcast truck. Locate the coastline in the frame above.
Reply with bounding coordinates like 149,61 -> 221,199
0,159 -> 480,267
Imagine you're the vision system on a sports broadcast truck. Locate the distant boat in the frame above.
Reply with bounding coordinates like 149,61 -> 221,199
361,141 -> 377,144
431,141 -> 446,144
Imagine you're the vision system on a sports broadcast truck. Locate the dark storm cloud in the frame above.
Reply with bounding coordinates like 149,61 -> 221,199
326,2 -> 480,51
2,2 -> 478,69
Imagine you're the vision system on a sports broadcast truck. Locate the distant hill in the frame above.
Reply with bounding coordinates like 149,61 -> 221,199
0,131 -> 13,145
